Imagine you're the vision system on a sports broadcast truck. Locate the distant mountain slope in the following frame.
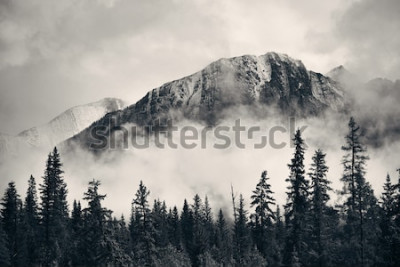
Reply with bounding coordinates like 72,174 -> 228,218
326,65 -> 350,81
67,52 -> 346,150
0,98 -> 127,157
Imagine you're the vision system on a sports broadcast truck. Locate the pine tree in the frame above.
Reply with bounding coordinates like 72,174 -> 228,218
214,209 -> 232,265
340,117 -> 379,267
70,200 -> 83,266
167,206 -> 181,250
39,147 -> 69,267
180,199 -> 193,257
39,153 -> 54,267
24,175 -> 40,266
131,180 -> 156,266
129,205 -> 140,255
71,200 -> 83,235
82,179 -> 131,267
379,174 -> 397,266
1,181 -> 25,267
203,196 -> 214,249
341,118 -> 367,266
284,129 -> 310,266
81,179 -> 111,266
382,174 -> 396,217
308,149 -> 332,267
393,169 -> 400,265
152,199 -> 169,248
341,118 -> 368,212
250,170 -> 276,260
191,194 -> 208,267
233,194 -> 251,265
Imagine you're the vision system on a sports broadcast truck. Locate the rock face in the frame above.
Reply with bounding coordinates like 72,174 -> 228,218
0,98 -> 127,157
67,52 -> 346,150
131,52 -> 345,125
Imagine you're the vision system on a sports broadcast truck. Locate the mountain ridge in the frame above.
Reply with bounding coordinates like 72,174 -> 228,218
0,98 -> 128,158
66,52 -> 347,151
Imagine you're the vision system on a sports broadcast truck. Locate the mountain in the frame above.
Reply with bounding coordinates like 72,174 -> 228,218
326,65 -> 361,89
327,65 -> 349,81
66,52 -> 346,151
0,98 -> 127,158
366,78 -> 400,96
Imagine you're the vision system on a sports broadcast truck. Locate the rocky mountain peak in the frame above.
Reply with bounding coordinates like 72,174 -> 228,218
67,52 -> 347,150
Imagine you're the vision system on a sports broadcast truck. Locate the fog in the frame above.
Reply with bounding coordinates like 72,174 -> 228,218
1,109 -> 399,219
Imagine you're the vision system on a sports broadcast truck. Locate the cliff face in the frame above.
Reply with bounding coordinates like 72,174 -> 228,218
67,52 -> 346,150
127,52 -> 344,125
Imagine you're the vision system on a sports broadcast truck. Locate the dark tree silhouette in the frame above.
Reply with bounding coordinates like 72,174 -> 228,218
308,149 -> 332,267
1,181 -> 24,267
131,180 -> 156,266
284,129 -> 310,266
23,175 -> 40,266
250,170 -> 276,263
39,147 -> 69,267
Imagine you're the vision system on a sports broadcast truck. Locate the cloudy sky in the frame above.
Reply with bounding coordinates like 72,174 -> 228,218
0,0 -> 399,134
1,0 -> 400,216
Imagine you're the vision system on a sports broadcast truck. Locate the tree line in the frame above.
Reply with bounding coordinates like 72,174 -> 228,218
1,117 -> 400,267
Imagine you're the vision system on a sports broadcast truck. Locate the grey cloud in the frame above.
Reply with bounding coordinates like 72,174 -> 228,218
0,0 -> 230,134
336,0 -> 400,80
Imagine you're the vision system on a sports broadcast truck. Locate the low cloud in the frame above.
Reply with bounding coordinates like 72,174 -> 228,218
1,111 -> 398,218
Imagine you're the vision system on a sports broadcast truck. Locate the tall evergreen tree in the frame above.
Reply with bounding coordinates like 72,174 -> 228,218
250,170 -> 276,262
81,179 -> 111,266
1,181 -> 25,267
214,209 -> 232,265
389,169 -> 400,265
152,199 -> 169,248
203,196 -> 214,249
284,129 -> 310,266
180,199 -> 194,258
190,194 -> 208,267
129,205 -> 140,255
82,179 -> 131,267
39,147 -> 69,267
69,200 -> 84,266
340,117 -> 378,267
308,149 -> 332,267
382,174 -> 396,217
23,175 -> 40,266
167,206 -> 181,250
233,194 -> 251,265
131,180 -> 156,266
379,174 -> 397,266
341,117 -> 368,212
